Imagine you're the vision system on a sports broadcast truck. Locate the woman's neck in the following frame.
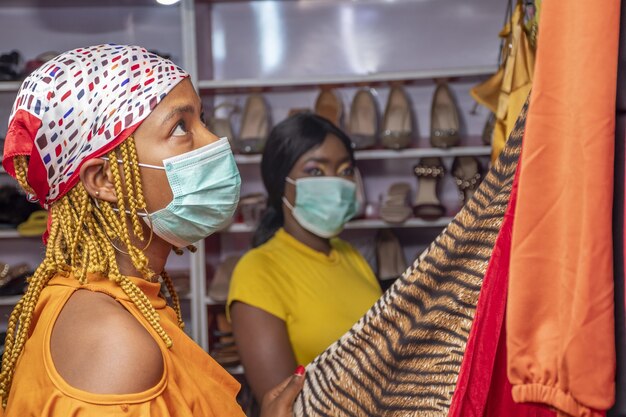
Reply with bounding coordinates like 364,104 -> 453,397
115,226 -> 172,280
283,217 -> 332,255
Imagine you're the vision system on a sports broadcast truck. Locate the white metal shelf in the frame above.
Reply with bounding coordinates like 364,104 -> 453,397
0,230 -> 41,239
198,66 -> 496,92
0,295 -> 22,306
224,217 -> 453,234
234,145 -> 491,165
0,82 -> 21,93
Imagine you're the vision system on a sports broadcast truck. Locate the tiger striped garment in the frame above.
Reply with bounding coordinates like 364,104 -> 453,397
293,101 -> 527,417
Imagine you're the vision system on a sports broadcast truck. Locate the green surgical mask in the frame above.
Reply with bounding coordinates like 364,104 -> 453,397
282,176 -> 358,238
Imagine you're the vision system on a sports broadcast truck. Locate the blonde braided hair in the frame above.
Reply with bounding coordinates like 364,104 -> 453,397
0,137 -> 185,407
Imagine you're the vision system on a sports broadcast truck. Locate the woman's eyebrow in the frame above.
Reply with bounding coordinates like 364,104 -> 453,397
304,156 -> 352,164
161,104 -> 195,124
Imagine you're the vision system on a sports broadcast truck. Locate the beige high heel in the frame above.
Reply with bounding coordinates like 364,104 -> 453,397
381,85 -> 414,150
314,89 -> 343,127
237,94 -> 270,154
207,102 -> 237,147
349,89 -> 378,149
380,182 -> 413,224
375,229 -> 407,291
430,82 -> 460,148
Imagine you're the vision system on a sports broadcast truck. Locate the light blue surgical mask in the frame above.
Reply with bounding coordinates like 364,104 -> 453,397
282,176 -> 358,238
105,137 -> 241,247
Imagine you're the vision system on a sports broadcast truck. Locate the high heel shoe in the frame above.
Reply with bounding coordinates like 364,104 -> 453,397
381,85 -> 414,150
380,182 -> 413,224
314,89 -> 343,127
237,94 -> 270,154
452,156 -> 483,205
208,102 -> 238,147
413,157 -> 446,220
349,89 -> 378,149
430,82 -> 460,148
481,113 -> 496,146
375,229 -> 407,292
354,168 -> 367,219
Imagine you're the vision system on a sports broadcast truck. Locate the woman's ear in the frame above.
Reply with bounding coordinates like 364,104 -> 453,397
79,158 -> 117,203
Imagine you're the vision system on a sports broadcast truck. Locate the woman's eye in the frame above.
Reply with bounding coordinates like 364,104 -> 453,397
305,167 -> 323,176
172,121 -> 187,136
340,166 -> 355,177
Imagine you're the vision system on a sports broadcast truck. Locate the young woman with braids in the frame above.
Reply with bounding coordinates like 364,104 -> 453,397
0,44 -> 303,416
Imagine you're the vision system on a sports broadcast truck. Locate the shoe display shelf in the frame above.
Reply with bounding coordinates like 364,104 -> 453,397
0,0 -> 504,378
233,145 -> 491,165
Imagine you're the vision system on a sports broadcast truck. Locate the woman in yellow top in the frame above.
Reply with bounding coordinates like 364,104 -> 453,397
228,113 -> 382,402
0,44 -> 303,416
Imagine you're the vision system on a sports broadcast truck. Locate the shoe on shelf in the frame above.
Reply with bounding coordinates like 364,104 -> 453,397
210,312 -> 241,369
354,168 -> 367,219
17,211 -> 48,237
481,112 -> 496,146
348,89 -> 378,150
375,229 -> 407,292
413,157 -> 446,220
208,102 -> 238,148
380,182 -> 413,225
0,185 -> 41,228
0,51 -> 22,81
238,193 -> 267,227
430,82 -> 460,148
381,85 -> 414,150
237,94 -> 270,155
208,255 -> 241,303
452,156 -> 483,205
314,89 -> 343,127
0,263 -> 32,297
287,107 -> 311,117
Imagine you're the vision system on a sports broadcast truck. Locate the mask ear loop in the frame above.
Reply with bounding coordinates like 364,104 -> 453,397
93,198 -> 154,254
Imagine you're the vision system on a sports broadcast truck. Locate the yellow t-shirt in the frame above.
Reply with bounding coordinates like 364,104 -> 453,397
227,228 -> 381,365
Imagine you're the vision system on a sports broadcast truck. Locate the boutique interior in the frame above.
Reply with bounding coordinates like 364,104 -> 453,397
0,0 -> 624,416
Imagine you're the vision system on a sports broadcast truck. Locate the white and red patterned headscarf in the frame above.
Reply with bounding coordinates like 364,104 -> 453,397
2,44 -> 189,209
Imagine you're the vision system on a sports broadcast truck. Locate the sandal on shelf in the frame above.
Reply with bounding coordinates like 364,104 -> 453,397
452,156 -> 483,205
380,182 -> 413,225
0,263 -> 32,296
208,255 -> 241,303
348,89 -> 378,149
413,157 -> 446,220
381,85 -> 414,150
208,102 -> 238,147
375,229 -> 407,292
314,89 -> 343,127
237,94 -> 270,155
430,82 -> 460,148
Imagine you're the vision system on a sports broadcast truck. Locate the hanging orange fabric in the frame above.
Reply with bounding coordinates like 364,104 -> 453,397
507,0 -> 619,415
